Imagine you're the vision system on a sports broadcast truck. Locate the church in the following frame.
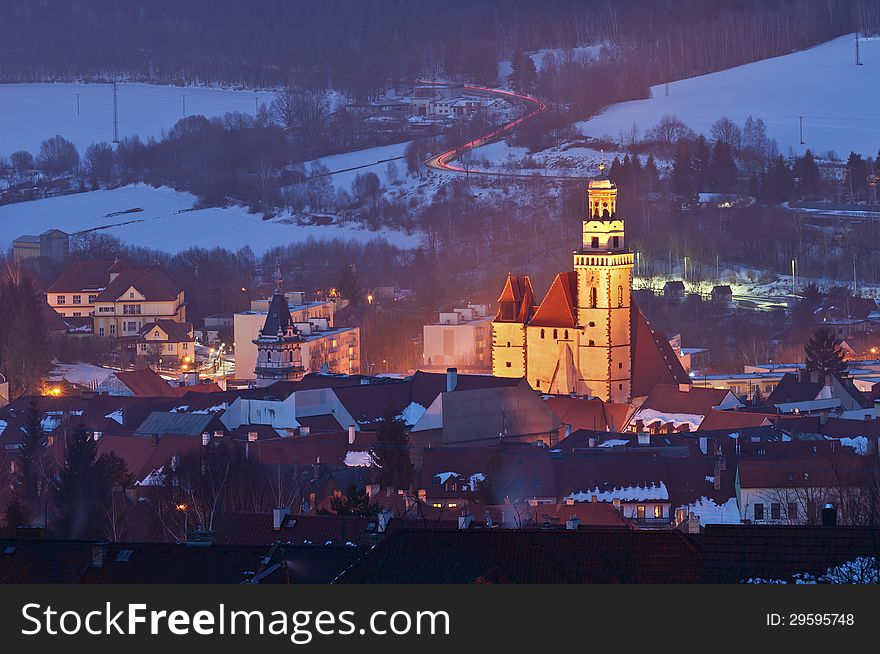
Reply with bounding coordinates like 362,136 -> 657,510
492,169 -> 690,403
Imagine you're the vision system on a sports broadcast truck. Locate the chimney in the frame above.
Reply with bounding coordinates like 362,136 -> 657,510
699,436 -> 708,455
678,383 -> 691,392
446,367 -> 458,392
822,503 -> 837,527
273,507 -> 289,531
590,494 -> 598,504
90,542 -> 109,568
687,513 -> 701,534
201,432 -> 210,446
377,510 -> 394,533
458,512 -> 473,530
612,498 -> 621,511
348,424 -> 356,445
566,516 -> 580,530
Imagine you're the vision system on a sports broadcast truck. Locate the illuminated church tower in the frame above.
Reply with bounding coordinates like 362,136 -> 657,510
573,169 -> 632,403
492,166 -> 633,403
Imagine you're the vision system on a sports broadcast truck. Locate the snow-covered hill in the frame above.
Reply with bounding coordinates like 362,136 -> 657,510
0,83 -> 276,155
0,185 -> 421,254
579,34 -> 880,157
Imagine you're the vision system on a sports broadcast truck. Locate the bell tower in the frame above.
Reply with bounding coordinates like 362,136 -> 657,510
573,166 -> 633,403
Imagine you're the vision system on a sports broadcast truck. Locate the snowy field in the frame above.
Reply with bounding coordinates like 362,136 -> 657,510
302,141 -> 412,193
0,82 -> 276,156
579,34 -> 880,157
0,185 -> 422,254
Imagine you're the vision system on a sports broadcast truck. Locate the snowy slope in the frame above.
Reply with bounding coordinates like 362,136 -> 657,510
302,141 -> 412,193
0,185 -> 422,254
0,83 -> 276,155
579,34 -> 880,157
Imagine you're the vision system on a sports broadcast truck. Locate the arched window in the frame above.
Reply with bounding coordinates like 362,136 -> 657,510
540,329 -> 545,339
564,330 -> 569,340
553,329 -> 558,339
618,285 -> 624,307
590,287 -> 597,308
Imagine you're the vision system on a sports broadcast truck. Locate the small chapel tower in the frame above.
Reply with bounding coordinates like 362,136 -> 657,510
253,266 -> 305,387
573,166 -> 633,403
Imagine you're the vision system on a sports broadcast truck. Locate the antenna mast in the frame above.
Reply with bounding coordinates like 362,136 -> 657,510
112,82 -> 120,144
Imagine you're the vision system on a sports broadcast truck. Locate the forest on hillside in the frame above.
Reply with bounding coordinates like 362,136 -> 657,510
1,0 -> 877,105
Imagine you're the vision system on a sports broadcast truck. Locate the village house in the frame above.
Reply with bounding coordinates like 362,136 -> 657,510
46,259 -> 129,318
91,267 -> 187,338
422,304 -> 492,372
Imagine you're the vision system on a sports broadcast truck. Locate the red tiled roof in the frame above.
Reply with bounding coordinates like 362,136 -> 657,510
93,267 -> 182,303
218,512 -> 372,547
112,368 -> 180,397
494,273 -> 535,323
336,528 -> 701,583
698,408 -> 774,431
737,454 -> 871,489
543,395 -> 631,432
139,320 -> 193,343
630,303 -> 691,397
47,260 -> 124,293
639,383 -> 733,416
529,272 -> 577,328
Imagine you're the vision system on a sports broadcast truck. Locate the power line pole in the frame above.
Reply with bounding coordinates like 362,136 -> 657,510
856,34 -> 863,66
112,82 -> 119,144
799,115 -> 804,145
182,94 -> 187,117
75,93 -> 80,116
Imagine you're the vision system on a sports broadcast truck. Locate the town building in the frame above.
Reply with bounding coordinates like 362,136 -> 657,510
12,229 -> 69,263
46,260 -> 129,318
492,170 -> 689,403
91,267 -> 186,338
135,319 -> 196,363
234,291 -> 357,382
422,304 -> 492,372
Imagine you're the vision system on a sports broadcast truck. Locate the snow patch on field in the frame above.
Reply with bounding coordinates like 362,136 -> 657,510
579,34 -> 880,157
0,185 -> 422,254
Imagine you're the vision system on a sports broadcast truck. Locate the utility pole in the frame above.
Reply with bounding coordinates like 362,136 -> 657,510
856,34 -> 863,66
75,93 -> 80,116
182,94 -> 187,117
254,96 -> 259,115
799,115 -> 804,145
112,82 -> 119,144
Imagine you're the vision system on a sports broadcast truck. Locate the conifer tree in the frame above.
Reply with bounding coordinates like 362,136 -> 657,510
804,328 -> 847,377
372,412 -> 414,491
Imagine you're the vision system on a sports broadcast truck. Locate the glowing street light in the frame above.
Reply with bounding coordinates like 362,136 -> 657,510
367,293 -> 374,305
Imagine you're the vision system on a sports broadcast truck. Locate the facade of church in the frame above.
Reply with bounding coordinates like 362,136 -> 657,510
492,172 -> 688,402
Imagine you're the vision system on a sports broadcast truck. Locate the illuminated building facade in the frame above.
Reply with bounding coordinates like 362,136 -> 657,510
492,171 -> 639,403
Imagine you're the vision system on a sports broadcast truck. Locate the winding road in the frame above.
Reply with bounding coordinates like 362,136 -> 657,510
422,83 -> 584,182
